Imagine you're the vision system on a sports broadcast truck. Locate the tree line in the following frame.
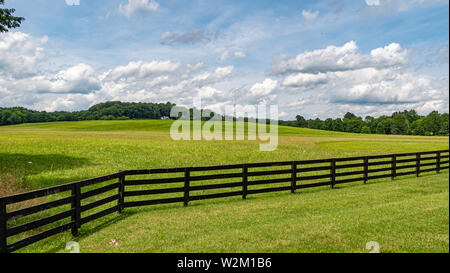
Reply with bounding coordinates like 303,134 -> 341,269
1,102 -> 448,136
279,110 -> 449,136
0,101 -> 175,125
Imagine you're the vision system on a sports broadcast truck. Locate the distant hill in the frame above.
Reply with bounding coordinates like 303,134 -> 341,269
0,101 -> 448,136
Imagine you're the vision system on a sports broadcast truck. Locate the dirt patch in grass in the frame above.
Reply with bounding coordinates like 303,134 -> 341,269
0,175 -> 41,211
0,175 -> 24,197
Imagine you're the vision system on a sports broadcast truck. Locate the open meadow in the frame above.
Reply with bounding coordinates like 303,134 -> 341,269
0,120 -> 448,253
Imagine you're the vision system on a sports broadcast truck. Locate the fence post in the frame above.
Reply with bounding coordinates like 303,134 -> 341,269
436,151 -> 441,174
184,168 -> 190,206
416,153 -> 420,177
391,155 -> 396,180
242,165 -> 248,199
363,157 -> 368,184
291,162 -> 296,193
0,199 -> 7,253
118,171 -> 125,213
71,184 -> 81,237
331,159 -> 336,189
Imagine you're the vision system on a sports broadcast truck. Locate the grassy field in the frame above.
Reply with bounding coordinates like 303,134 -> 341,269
0,120 -> 448,253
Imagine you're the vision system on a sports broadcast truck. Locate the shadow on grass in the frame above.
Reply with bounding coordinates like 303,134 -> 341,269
0,153 -> 92,191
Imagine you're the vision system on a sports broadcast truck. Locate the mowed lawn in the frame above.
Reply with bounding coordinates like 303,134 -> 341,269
0,120 -> 448,253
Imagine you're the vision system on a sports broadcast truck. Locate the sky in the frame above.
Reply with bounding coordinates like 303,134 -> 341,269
0,0 -> 448,119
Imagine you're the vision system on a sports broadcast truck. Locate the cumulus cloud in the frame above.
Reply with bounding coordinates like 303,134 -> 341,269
0,32 -> 240,111
4,63 -> 101,94
276,40 -> 448,116
249,78 -> 278,97
283,72 -> 329,87
273,41 -> 409,74
243,78 -> 279,104
331,72 -> 437,104
196,86 -> 223,99
118,0 -> 159,17
214,66 -> 234,78
0,32 -> 48,77
106,60 -> 181,81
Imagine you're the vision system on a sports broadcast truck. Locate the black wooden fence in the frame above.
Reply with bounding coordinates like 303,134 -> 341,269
0,150 -> 448,253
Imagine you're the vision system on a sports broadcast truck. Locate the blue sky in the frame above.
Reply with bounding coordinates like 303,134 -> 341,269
0,0 -> 448,119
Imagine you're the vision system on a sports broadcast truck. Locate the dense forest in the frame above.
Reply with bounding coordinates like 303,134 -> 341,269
0,102 -> 448,136
279,110 -> 449,136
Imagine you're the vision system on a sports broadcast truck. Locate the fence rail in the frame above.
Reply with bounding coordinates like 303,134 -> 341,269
0,150 -> 448,253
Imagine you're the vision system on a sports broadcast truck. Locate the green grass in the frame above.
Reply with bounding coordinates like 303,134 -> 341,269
0,120 -> 448,253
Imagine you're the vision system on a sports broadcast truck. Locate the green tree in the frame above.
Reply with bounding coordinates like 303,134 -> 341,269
343,118 -> 364,133
333,118 -> 344,132
423,111 -> 441,136
295,115 -> 307,127
402,109 -> 420,124
361,125 -> 371,134
307,118 -> 323,130
0,0 -> 24,32
410,119 -> 426,136
382,118 -> 393,134
439,113 -> 449,136
344,112 -> 358,120
7,111 -> 24,124
324,118 -> 334,131
391,114 -> 409,135
375,122 -> 386,134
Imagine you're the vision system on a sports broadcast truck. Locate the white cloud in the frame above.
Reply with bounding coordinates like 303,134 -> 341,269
234,51 -> 246,58
365,0 -> 381,6
301,10 -> 319,20
332,72 -> 436,104
363,0 -> 446,13
191,66 -> 234,84
219,50 -> 247,61
186,62 -> 205,72
1,32 -> 448,119
118,0 -> 159,17
273,41 -> 409,74
276,40 -> 448,117
6,63 -> 101,94
106,60 -> 181,81
283,72 -> 329,87
249,78 -> 278,97
214,66 -> 234,78
0,32 -> 48,77
65,0 -> 81,6
196,86 -> 221,99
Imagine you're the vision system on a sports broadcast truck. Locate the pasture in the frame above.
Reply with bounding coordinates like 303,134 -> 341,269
0,120 -> 448,253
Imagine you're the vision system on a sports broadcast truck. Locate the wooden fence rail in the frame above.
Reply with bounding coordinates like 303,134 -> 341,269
0,150 -> 448,253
